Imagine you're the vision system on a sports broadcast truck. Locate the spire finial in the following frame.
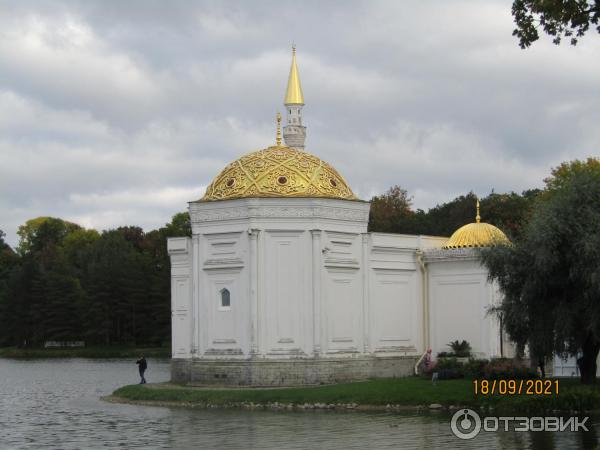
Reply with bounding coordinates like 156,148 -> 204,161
476,199 -> 481,223
284,45 -> 304,105
276,112 -> 282,146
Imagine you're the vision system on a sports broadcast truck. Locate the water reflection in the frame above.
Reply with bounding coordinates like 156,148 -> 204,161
0,358 -> 597,449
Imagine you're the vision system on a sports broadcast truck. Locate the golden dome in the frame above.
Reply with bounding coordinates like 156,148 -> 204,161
442,222 -> 510,249
201,145 -> 357,201
442,200 -> 510,249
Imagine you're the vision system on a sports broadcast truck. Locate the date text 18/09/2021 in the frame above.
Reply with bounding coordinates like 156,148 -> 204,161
473,379 -> 559,396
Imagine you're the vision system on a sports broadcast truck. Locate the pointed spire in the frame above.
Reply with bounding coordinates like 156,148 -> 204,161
276,112 -> 282,146
284,45 -> 304,105
476,199 -> 481,223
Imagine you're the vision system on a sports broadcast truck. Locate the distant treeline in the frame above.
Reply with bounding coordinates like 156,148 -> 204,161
0,188 -> 538,348
0,213 -> 190,348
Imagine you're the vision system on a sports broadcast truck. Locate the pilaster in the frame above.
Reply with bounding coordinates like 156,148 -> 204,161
192,234 -> 200,356
361,233 -> 370,353
310,229 -> 322,356
249,228 -> 260,356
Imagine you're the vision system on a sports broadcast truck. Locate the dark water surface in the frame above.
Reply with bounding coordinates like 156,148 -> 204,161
0,358 -> 597,449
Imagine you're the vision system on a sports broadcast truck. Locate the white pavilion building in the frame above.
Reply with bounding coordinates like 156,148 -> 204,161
167,49 -> 513,385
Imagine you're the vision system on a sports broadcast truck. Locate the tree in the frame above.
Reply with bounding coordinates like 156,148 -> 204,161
481,190 -> 540,240
0,229 -> 17,281
0,230 -> 20,345
83,230 -> 148,345
16,217 -> 81,256
368,185 -> 415,233
482,158 -> 600,384
163,211 -> 191,237
512,0 -> 600,48
422,192 -> 479,237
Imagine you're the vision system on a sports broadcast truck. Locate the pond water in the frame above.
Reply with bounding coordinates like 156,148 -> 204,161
0,358 -> 597,449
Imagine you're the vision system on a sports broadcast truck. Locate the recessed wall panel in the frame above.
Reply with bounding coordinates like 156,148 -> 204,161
370,269 -> 415,351
263,231 -> 306,354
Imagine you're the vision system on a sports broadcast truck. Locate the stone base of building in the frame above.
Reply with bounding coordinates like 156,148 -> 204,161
171,356 -> 418,386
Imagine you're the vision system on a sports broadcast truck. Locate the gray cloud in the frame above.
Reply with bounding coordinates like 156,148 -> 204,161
1,0 -> 599,246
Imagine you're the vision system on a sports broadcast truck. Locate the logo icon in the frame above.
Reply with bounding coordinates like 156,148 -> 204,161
450,408 -> 482,440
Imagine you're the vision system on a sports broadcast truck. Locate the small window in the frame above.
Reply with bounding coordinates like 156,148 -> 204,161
220,288 -> 230,308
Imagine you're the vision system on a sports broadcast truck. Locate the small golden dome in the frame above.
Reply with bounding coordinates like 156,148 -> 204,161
201,145 -> 357,201
442,222 -> 510,249
442,200 -> 510,249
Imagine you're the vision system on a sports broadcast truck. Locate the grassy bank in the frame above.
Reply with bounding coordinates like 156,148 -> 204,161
0,346 -> 170,359
111,377 -> 600,413
114,378 -> 474,407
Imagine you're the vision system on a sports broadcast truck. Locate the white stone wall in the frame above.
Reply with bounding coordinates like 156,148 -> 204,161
167,237 -> 193,358
170,197 -> 372,362
425,250 -> 503,359
366,233 -> 434,356
168,197 -> 509,376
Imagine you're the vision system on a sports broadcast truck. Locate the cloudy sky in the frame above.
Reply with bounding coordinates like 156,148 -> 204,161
1,1 -> 599,246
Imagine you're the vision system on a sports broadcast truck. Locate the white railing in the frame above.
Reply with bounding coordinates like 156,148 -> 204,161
414,350 -> 429,375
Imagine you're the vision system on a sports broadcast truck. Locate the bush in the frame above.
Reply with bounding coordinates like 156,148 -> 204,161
433,357 -> 464,372
482,358 -> 538,380
424,357 -> 466,379
424,357 -> 537,381
436,340 -> 472,358
448,340 -> 472,357
463,358 -> 489,378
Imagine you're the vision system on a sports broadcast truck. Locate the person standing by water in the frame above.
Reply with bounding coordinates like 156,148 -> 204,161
136,356 -> 147,384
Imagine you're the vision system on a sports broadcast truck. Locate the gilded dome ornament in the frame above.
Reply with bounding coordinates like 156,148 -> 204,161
201,145 -> 357,201
443,199 -> 510,249
284,45 -> 304,105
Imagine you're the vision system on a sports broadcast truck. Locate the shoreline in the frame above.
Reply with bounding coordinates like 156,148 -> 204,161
0,346 -> 171,359
101,393 -> 442,412
106,378 -> 600,415
107,378 -> 476,412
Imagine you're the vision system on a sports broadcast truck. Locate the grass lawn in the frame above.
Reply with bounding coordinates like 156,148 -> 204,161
114,377 -> 475,407
0,346 -> 171,359
111,377 -> 600,413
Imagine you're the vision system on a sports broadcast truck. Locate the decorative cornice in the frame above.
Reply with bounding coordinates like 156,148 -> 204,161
423,247 -> 481,262
190,198 -> 370,225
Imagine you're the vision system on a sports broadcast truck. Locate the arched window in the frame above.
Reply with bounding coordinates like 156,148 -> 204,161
220,288 -> 231,308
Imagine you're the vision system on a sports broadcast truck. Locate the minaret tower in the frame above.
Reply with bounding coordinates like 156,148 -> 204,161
283,46 -> 306,149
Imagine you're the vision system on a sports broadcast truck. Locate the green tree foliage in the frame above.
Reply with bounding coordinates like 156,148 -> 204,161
16,217 -> 81,256
82,230 -> 149,345
481,158 -> 600,384
62,228 -> 100,279
0,230 -> 17,282
163,211 -> 191,237
0,230 -> 19,346
481,190 -> 540,240
512,0 -> 600,48
368,185 -> 416,233
422,192 -> 480,237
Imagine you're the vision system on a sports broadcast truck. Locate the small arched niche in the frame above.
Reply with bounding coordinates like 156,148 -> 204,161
220,288 -> 231,309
